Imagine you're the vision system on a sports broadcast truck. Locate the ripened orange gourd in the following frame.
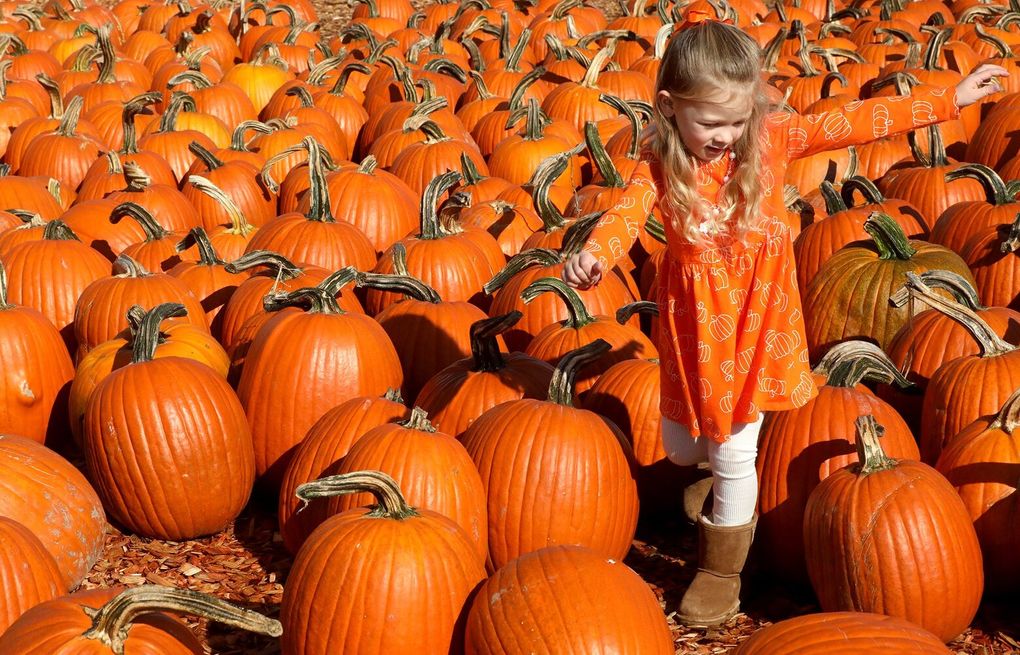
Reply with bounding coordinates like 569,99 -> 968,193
82,303 -> 255,540
465,545 -> 673,654
236,272 -> 402,488
0,260 -> 75,444
0,434 -> 106,590
0,516 -> 63,634
734,612 -> 952,654
461,340 -> 639,571
0,586 -> 281,654
280,471 -> 486,655
278,390 -> 410,554
804,415 -> 983,643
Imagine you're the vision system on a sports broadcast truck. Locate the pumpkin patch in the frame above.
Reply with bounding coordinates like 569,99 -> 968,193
0,0 -> 1017,652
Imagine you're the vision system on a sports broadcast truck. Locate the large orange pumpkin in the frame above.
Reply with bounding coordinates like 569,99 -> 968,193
0,516 -> 63,634
804,415 -> 984,643
277,390 -> 410,554
280,471 -> 486,655
83,303 -> 255,540
415,311 -> 554,438
464,545 -> 674,655
0,259 -> 75,444
330,407 -> 488,562
236,275 -> 403,488
0,434 -> 106,590
756,340 -> 921,586
936,386 -> 1020,597
461,340 -> 639,571
0,585 -> 281,654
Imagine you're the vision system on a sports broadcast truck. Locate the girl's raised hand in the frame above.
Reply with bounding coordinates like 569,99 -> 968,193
562,251 -> 603,289
955,64 -> 1010,107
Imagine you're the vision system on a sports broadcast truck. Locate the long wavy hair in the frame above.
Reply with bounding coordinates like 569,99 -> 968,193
651,21 -> 770,244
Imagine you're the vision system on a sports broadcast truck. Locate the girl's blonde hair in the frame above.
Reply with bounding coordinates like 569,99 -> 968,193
651,21 -> 769,244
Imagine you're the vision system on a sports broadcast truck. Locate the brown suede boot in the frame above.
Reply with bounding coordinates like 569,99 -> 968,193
682,469 -> 714,524
677,515 -> 757,627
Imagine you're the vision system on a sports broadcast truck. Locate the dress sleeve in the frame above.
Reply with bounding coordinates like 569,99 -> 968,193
765,86 -> 961,161
582,159 -> 660,271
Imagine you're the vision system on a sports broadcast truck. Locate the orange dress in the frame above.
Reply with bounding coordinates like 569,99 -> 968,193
584,87 -> 961,442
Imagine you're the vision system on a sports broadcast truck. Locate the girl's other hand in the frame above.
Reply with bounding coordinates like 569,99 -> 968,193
562,251 -> 603,289
955,64 -> 1010,107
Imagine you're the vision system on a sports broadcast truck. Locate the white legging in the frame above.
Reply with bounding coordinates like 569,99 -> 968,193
662,417 -> 762,526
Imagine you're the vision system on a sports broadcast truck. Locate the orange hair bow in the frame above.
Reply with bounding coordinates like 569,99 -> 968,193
677,8 -> 734,30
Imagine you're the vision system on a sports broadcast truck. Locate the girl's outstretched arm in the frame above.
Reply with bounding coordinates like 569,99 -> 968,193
768,63 -> 1008,161
571,159 -> 659,281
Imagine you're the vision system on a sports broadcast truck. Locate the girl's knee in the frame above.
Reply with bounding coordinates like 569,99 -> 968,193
661,418 -> 708,466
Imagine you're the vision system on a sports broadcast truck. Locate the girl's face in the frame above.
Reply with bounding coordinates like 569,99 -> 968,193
658,85 -> 754,162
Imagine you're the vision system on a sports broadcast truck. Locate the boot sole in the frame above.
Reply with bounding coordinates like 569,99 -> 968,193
675,602 -> 739,629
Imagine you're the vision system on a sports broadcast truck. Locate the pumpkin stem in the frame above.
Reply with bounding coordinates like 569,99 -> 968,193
122,160 -> 153,192
484,248 -> 561,294
418,171 -> 462,240
187,175 -> 255,237
990,386 -> 1020,433
131,303 -> 188,363
112,202 -> 172,242
0,260 -> 10,310
532,145 -> 584,233
95,25 -> 118,85
113,253 -> 151,278
81,585 -> 282,651
120,92 -> 162,155
547,339 -> 612,406
188,141 -> 225,171
40,219 -> 80,242
158,91 -> 197,133
265,285 -> 343,315
616,300 -> 658,324
297,137 -> 335,222
890,269 -> 985,311
1000,212 -> 1020,254
890,271 -> 1015,358
585,120 -> 623,188
330,61 -> 371,95
840,175 -> 888,207
945,164 -> 1013,206
356,265 -> 443,305
295,470 -> 419,519
852,415 -> 897,476
864,212 -> 917,260
906,124 -> 949,169
813,340 -> 913,388
599,93 -> 643,161
317,266 -> 360,298
176,226 -> 223,265
561,211 -> 607,257
225,250 -> 303,279
231,120 -> 273,152
401,406 -> 438,432
55,95 -> 84,138
507,65 -> 546,112
818,180 -> 848,214
580,38 -> 615,88
469,311 -> 522,372
36,73 -> 64,119
521,276 -> 596,328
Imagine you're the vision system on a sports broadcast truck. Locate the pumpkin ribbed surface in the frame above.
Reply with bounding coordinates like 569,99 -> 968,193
735,612 -> 952,654
462,396 -> 638,571
0,435 -> 107,590
465,545 -> 674,655
0,516 -> 63,634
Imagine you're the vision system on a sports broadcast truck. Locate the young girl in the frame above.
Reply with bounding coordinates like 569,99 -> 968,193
562,18 -> 1006,628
